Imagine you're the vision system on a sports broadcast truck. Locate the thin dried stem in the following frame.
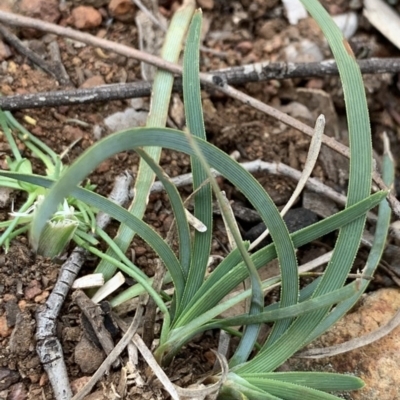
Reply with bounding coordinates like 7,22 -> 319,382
249,115 -> 324,250
72,302 -> 144,400
296,308 -> 400,359
35,172 -> 131,400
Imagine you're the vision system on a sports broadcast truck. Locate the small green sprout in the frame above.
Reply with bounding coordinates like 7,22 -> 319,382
10,196 -> 79,257
0,108 -> 96,254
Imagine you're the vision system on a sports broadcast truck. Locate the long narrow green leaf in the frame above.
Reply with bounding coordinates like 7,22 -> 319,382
174,191 -> 386,325
180,282 -> 357,336
181,11 -> 267,366
158,282 -> 357,360
2,172 -> 185,297
236,0 -> 373,373
93,1 -> 195,291
303,134 -> 393,345
242,377 -> 357,400
180,10 -> 213,308
240,372 -> 364,392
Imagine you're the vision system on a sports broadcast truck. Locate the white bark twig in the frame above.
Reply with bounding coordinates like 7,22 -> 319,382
150,159 -> 345,201
250,115 -> 324,250
35,172 -> 132,400
152,159 -> 400,239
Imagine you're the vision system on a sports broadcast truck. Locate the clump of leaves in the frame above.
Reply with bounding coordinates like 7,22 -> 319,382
0,109 -> 97,257
0,0 -> 393,399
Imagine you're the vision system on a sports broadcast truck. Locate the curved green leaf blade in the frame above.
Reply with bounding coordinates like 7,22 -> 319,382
28,127 -> 297,332
173,191 -> 386,326
243,377 -> 357,400
236,0 -> 373,373
1,172 -> 185,298
93,0 -> 195,286
303,134 -> 394,345
180,9 -> 213,308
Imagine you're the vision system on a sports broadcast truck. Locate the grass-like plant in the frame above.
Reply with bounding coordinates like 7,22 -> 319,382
0,0 -> 394,398
0,108 -> 99,257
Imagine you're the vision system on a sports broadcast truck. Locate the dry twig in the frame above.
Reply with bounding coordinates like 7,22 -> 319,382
72,290 -> 120,368
0,23 -> 71,85
35,172 -> 132,400
72,301 -> 145,400
0,58 -> 399,110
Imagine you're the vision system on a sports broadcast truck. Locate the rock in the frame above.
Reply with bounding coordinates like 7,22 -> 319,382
7,382 -> 28,400
0,40 -> 12,61
235,40 -> 253,55
63,326 -> 81,342
71,376 -> 91,395
108,0 -> 136,22
243,208 -> 319,248
0,0 -> 15,12
0,315 -> 12,338
74,335 -> 105,373
0,368 -> 20,390
80,75 -> 105,88
135,246 -> 147,256
9,311 -> 35,355
24,279 -> 42,300
34,290 -> 49,303
284,288 -> 400,400
104,107 -> 148,131
19,0 -> 60,24
62,125 -> 85,142
0,186 -> 12,208
258,19 -> 285,40
71,6 -> 102,30
284,39 -> 324,63
282,0 -> 307,25
39,373 -> 48,387
4,297 -> 19,327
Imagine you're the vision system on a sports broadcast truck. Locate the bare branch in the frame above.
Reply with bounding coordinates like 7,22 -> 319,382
35,172 -> 131,400
72,302 -> 144,400
0,58 -> 399,111
0,24 -> 71,85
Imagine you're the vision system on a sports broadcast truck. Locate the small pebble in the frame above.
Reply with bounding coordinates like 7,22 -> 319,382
71,6 -> 102,29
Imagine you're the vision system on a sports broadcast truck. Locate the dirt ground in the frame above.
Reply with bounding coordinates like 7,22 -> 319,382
1,0 -> 400,399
